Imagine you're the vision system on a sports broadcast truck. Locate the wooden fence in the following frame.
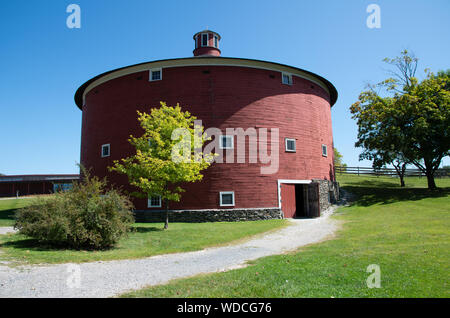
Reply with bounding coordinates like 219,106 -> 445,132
335,166 -> 449,178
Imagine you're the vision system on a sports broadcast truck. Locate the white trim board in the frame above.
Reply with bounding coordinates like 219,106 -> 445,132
81,58 -> 332,106
219,191 -> 235,207
277,179 -> 312,209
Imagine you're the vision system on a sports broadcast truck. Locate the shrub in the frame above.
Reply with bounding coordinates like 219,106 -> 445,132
15,172 -> 135,250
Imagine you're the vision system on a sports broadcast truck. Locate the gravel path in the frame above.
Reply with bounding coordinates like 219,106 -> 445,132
0,206 -> 339,298
0,227 -> 16,235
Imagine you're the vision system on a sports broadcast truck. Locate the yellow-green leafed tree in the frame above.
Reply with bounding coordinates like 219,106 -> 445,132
109,102 -> 214,229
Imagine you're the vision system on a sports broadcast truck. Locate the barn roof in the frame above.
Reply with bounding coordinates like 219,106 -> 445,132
0,175 -> 80,183
74,56 -> 338,109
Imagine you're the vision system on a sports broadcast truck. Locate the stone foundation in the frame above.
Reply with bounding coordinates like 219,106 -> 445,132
313,179 -> 340,212
134,207 -> 283,223
134,179 -> 340,222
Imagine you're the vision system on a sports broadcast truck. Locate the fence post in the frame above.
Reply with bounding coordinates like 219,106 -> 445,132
357,167 -> 360,176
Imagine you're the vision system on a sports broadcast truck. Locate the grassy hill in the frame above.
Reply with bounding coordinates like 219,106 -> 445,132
122,175 -> 450,298
0,198 -> 37,227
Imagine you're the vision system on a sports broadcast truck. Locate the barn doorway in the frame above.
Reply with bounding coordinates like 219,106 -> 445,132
279,181 -> 320,218
295,184 -> 307,217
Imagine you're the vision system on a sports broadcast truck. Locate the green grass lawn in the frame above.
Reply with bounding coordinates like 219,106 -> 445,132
0,198 -> 38,227
336,173 -> 450,189
122,175 -> 450,298
0,196 -> 287,265
0,217 -> 287,265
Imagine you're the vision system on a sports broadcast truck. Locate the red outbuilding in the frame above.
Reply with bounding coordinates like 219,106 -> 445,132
75,30 -> 339,221
0,175 -> 79,197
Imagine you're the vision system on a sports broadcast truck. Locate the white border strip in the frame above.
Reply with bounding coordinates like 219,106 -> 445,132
277,179 -> 312,209
81,58 -> 332,105
219,191 -> 235,207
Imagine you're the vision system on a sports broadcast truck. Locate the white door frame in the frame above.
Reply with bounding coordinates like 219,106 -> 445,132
277,179 -> 312,209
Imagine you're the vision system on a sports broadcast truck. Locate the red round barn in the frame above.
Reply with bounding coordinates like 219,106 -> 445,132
75,30 -> 339,221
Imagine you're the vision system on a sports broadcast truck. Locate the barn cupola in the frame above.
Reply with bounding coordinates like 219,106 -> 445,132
193,30 -> 221,57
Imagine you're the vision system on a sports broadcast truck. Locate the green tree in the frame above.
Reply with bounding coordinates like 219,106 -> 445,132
333,148 -> 344,166
350,92 -> 409,186
333,147 -> 347,174
351,51 -> 450,189
397,70 -> 450,189
109,102 -> 214,229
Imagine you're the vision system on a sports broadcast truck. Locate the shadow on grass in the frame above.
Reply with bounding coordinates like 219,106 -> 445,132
0,209 -> 16,222
0,238 -> 124,252
343,179 -> 402,188
0,238 -> 77,252
133,226 -> 163,233
0,226 -> 163,253
343,185 -> 450,206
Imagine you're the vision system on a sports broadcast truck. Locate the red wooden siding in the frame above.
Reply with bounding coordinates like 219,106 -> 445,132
280,183 -> 296,218
80,65 -> 334,210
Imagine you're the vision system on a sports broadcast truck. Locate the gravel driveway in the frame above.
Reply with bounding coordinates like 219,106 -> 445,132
0,206 -> 339,298
0,227 -> 16,235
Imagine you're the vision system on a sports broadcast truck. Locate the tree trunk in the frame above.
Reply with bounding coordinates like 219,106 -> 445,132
399,175 -> 405,187
424,159 -> 438,190
426,172 -> 437,190
400,163 -> 406,187
393,161 -> 406,187
164,199 -> 169,230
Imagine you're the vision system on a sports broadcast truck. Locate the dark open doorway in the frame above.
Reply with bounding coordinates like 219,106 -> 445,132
280,182 -> 321,219
295,184 -> 307,218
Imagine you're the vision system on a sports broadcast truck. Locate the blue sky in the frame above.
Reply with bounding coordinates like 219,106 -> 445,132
0,0 -> 449,175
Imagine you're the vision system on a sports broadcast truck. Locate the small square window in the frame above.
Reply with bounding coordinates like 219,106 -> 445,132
220,191 -> 235,207
285,138 -> 296,152
219,135 -> 234,149
149,68 -> 162,81
101,144 -> 110,157
282,73 -> 292,85
322,144 -> 328,157
148,195 -> 162,208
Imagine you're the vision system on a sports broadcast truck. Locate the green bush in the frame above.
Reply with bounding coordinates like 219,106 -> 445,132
15,172 -> 135,250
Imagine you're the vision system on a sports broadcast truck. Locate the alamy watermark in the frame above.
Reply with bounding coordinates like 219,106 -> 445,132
171,121 -> 280,175
366,264 -> 381,288
66,4 -> 81,29
366,4 -> 381,29
66,264 -> 81,288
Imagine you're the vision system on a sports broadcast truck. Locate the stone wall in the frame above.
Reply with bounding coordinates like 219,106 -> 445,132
134,207 -> 283,223
313,179 -> 340,213
133,179 -> 340,222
